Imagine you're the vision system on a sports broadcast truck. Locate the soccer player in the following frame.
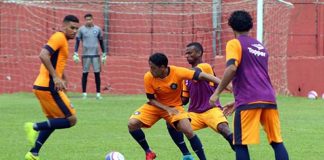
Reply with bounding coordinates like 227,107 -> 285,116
73,13 -> 107,99
166,42 -> 234,160
209,10 -> 289,160
24,15 -> 79,160
128,52 -> 223,160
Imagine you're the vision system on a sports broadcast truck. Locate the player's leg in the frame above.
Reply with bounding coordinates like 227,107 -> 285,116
233,108 -> 262,160
26,90 -> 77,158
82,57 -> 91,98
128,104 -> 160,159
204,108 -> 234,151
176,119 -> 206,160
92,57 -> 102,99
217,122 -> 234,151
169,107 -> 205,160
166,122 -> 193,159
261,108 -> 289,160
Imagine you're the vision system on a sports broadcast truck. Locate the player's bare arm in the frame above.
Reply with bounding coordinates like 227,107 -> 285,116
39,48 -> 66,91
62,73 -> 68,90
210,64 -> 237,106
148,98 -> 179,115
197,72 -> 232,91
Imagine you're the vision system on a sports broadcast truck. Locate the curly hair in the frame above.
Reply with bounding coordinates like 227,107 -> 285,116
228,10 -> 253,32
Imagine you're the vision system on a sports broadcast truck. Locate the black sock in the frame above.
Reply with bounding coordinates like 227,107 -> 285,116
225,133 -> 235,151
235,144 -> 250,160
129,129 -> 151,152
34,118 -> 71,131
167,125 -> 191,155
30,129 -> 54,154
94,72 -> 101,93
82,72 -> 88,93
271,142 -> 289,160
189,135 -> 206,160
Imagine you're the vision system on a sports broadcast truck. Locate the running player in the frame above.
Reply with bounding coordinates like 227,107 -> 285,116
24,15 -> 79,160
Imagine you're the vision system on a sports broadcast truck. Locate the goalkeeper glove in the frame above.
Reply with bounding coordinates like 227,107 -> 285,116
101,52 -> 107,64
73,52 -> 80,63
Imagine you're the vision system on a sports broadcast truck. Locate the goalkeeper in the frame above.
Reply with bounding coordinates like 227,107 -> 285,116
74,13 -> 107,99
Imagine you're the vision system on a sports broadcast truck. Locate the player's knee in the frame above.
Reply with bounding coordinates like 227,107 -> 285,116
67,115 -> 77,127
128,118 -> 141,131
217,122 -> 231,136
180,128 -> 194,138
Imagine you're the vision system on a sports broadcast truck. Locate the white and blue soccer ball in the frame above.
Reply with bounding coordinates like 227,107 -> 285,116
307,90 -> 318,100
105,151 -> 125,160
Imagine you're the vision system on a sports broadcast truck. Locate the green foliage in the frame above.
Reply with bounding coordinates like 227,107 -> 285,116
0,93 -> 323,159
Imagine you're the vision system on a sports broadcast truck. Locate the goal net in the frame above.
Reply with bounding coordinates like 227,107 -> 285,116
0,0 -> 291,95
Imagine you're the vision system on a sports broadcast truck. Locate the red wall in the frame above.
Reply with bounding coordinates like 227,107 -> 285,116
286,1 -> 324,96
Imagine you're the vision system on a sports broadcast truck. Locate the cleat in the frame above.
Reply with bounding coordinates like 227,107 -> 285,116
146,151 -> 156,160
25,152 -> 39,160
24,122 -> 38,146
82,95 -> 87,99
183,154 -> 194,160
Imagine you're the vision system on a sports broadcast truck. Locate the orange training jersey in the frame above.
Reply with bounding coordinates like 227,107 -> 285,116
144,65 -> 197,107
34,32 -> 69,89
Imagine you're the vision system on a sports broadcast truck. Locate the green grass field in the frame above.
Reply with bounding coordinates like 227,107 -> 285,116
0,93 -> 323,160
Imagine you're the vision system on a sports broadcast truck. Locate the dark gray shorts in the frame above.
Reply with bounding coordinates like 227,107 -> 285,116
82,56 -> 101,73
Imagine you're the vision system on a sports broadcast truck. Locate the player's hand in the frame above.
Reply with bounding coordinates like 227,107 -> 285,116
73,52 -> 80,64
53,76 -> 67,91
226,83 -> 233,93
223,101 -> 235,116
101,52 -> 107,64
167,107 -> 179,116
209,92 -> 220,107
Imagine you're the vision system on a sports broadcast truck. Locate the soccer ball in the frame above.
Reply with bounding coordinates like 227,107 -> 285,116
105,151 -> 125,160
307,90 -> 318,99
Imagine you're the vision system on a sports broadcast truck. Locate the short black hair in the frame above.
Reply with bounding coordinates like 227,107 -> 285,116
149,52 -> 168,67
187,42 -> 204,55
84,13 -> 93,19
63,15 -> 79,23
228,10 -> 253,32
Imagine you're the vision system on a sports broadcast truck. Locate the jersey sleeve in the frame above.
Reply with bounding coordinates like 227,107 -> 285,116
226,39 -> 242,67
144,72 -> 155,94
197,63 -> 214,75
44,33 -> 65,54
197,63 -> 215,86
176,66 -> 196,80
98,27 -> 104,40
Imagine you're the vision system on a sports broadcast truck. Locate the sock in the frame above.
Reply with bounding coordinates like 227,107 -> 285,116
96,93 -> 101,97
94,72 -> 101,93
30,129 -> 54,154
34,118 -> 71,131
235,144 -> 250,160
129,129 -> 151,153
225,133 -> 235,151
82,72 -> 88,93
83,92 -> 87,97
167,125 -> 191,155
189,135 -> 206,160
271,142 -> 289,160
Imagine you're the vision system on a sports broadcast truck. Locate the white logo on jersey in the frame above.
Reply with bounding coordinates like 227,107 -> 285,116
248,47 -> 266,57
251,44 -> 264,50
